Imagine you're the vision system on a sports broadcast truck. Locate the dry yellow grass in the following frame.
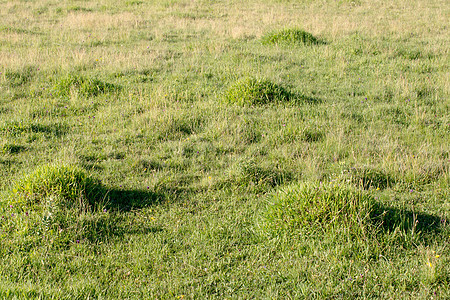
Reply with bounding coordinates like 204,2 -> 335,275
1,0 -> 448,71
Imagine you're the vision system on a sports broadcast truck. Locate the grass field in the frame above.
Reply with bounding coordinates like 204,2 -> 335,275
0,0 -> 449,298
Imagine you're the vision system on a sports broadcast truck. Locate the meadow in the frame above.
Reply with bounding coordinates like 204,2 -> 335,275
0,0 -> 449,298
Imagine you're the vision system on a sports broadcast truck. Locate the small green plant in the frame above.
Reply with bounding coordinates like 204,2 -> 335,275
264,182 -> 375,234
11,164 -> 104,208
52,73 -> 119,98
225,77 -> 292,106
261,28 -> 321,46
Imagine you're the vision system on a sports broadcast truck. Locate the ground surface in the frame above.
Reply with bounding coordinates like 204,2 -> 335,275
0,0 -> 449,298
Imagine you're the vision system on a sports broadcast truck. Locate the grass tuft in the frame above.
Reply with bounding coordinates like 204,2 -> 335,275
52,73 -> 119,98
2,165 -> 118,250
264,182 -> 374,234
225,77 -> 292,106
224,160 -> 292,191
11,164 -> 104,209
261,28 -> 322,46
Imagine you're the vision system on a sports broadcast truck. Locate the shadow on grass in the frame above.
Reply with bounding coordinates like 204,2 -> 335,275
371,204 -> 445,236
350,167 -> 395,190
288,96 -> 321,105
0,158 -> 16,166
1,144 -> 27,154
272,90 -> 321,105
67,188 -> 167,244
103,188 -> 165,211
125,226 -> 165,235
84,213 -> 164,242
0,121 -> 68,137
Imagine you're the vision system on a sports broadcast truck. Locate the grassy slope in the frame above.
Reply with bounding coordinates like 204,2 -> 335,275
0,0 -> 449,298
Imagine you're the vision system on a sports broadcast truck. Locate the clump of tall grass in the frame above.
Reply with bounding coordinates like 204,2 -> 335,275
264,182 -> 375,235
3,165 -> 113,249
11,164 -> 104,209
264,180 -> 445,252
261,28 -> 321,46
225,77 -> 292,106
52,73 -> 119,98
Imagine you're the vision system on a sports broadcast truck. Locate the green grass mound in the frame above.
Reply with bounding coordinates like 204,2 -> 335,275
11,164 -> 103,209
264,181 -> 446,248
52,73 -> 119,98
225,77 -> 292,106
264,182 -> 375,234
261,28 -> 321,46
3,165 -> 113,249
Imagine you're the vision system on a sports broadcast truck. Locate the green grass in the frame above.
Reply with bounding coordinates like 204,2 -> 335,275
224,77 -> 293,106
261,28 -> 322,46
52,73 -> 120,98
264,182 -> 375,234
10,164 -> 104,208
0,0 -> 449,298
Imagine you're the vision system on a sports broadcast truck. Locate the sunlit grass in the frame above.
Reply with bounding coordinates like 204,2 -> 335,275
0,0 -> 448,298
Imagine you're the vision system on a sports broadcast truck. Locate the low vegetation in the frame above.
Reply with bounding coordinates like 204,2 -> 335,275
264,182 -> 375,235
11,164 -> 103,208
225,77 -> 293,106
52,73 -> 119,98
261,28 -> 322,46
0,0 -> 448,298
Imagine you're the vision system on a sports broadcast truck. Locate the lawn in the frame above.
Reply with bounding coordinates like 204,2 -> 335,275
0,0 -> 449,298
